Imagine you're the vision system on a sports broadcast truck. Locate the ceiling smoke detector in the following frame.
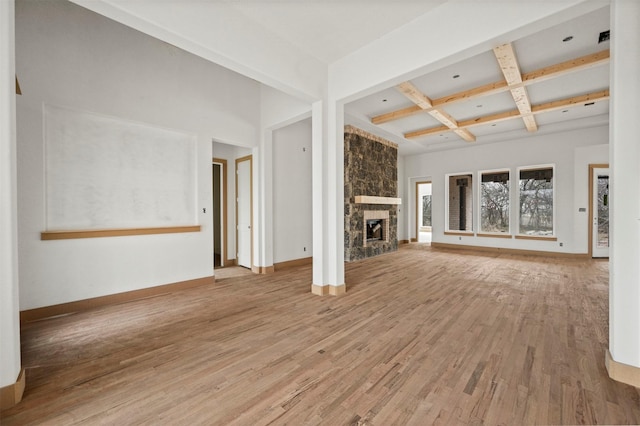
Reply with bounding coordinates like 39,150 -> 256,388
598,30 -> 610,44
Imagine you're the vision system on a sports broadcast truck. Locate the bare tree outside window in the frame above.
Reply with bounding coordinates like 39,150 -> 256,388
480,171 -> 509,233
597,175 -> 609,247
519,168 -> 553,236
422,195 -> 431,227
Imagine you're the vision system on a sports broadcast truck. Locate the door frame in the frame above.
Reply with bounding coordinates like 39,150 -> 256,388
415,180 -> 431,243
588,163 -> 609,258
213,158 -> 228,267
235,155 -> 253,269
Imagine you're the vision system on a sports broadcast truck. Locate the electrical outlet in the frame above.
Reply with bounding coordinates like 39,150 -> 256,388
559,242 -> 563,247
304,247 -> 306,251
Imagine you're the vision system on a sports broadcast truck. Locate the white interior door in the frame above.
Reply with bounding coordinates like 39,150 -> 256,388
236,157 -> 252,268
592,167 -> 609,258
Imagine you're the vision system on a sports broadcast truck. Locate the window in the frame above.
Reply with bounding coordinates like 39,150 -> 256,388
480,171 -> 509,233
422,195 -> 432,227
518,167 -> 554,236
447,174 -> 473,232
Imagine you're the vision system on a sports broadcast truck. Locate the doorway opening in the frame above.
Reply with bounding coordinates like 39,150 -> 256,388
589,164 -> 609,258
416,181 -> 432,244
213,158 -> 227,268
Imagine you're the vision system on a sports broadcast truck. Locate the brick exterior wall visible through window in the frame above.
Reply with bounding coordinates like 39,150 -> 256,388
448,174 -> 473,231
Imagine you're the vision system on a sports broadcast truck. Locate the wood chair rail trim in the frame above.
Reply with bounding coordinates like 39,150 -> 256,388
41,226 -> 201,240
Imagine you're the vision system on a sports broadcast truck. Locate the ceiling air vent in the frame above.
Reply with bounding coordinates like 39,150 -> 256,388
598,30 -> 610,44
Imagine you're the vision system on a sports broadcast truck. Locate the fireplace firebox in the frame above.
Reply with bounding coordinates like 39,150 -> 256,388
367,219 -> 384,242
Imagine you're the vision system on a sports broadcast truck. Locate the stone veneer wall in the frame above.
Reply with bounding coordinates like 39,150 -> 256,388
344,126 -> 398,262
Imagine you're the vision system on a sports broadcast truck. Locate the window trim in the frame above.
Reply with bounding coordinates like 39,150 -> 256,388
445,172 -> 474,233
478,168 -> 511,236
516,164 -> 556,238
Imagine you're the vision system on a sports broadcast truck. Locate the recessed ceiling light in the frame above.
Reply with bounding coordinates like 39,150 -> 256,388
563,36 -> 574,42
452,74 -> 460,79
382,99 -> 387,102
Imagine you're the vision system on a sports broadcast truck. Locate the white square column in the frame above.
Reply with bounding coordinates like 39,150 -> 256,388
0,0 -> 25,408
311,97 -> 345,295
607,0 -> 640,387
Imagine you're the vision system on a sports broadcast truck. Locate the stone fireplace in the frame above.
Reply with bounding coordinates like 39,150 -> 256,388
344,126 -> 399,262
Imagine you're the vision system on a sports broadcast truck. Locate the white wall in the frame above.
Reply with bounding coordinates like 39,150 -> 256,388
15,0 -> 261,309
70,0 -> 326,101
252,85 -> 312,269
260,85 -> 311,130
403,125 -> 608,254
273,119 -> 313,264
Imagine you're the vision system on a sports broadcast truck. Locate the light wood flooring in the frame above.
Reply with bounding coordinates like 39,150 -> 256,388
3,244 -> 639,425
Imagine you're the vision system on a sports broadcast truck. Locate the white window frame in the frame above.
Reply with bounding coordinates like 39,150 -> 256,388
478,169 -> 511,236
516,164 -> 556,239
445,172 -> 474,234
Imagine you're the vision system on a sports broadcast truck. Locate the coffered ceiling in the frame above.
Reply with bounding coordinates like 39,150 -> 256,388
344,6 -> 611,155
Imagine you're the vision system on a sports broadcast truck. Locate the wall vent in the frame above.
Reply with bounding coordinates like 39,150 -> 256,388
598,30 -> 610,44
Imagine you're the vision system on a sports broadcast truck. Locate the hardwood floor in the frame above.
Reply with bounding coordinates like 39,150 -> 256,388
3,245 -> 639,425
